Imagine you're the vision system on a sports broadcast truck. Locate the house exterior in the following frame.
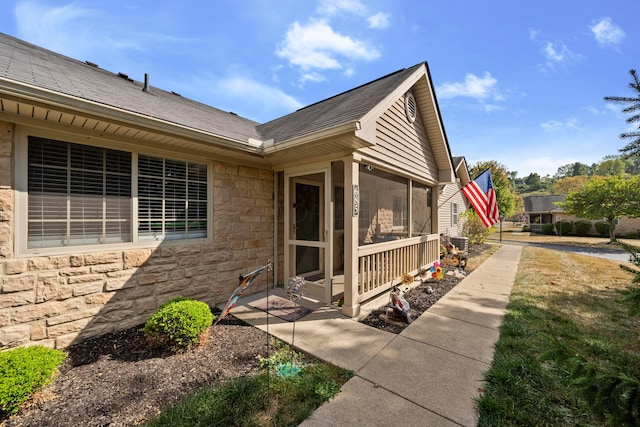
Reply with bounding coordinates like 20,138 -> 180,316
0,33 -> 456,350
439,156 -> 470,238
523,195 -> 640,236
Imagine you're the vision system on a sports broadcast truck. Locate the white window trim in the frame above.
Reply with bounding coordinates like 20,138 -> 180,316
14,126 -> 213,257
451,202 -> 459,226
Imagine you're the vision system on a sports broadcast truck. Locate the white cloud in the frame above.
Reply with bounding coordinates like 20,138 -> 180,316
300,72 -> 327,84
436,72 -> 498,99
529,29 -> 540,41
316,0 -> 365,15
367,12 -> 390,29
14,1 -> 98,56
590,17 -> 625,47
539,41 -> 580,72
540,117 -> 580,132
276,20 -> 380,72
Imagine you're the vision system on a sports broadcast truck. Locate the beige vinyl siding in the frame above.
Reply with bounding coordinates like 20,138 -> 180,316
360,94 -> 439,183
439,182 -> 468,237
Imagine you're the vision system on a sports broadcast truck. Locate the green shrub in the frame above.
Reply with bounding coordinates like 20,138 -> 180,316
0,346 -> 67,416
144,297 -> 214,348
594,221 -> 609,237
461,209 -> 494,245
522,224 -> 530,232
625,231 -> 640,239
554,220 -> 573,235
575,220 -> 592,236
541,223 -> 555,235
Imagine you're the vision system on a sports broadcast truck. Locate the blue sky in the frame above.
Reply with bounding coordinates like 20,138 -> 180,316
1,0 -> 638,178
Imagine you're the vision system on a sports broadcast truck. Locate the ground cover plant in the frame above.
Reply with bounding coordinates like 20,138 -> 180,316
0,346 -> 66,417
145,339 -> 352,426
476,246 -> 640,426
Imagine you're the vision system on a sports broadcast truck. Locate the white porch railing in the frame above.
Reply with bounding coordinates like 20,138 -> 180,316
355,234 -> 439,304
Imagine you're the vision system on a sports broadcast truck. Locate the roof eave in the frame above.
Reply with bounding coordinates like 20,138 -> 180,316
0,77 -> 263,155
263,121 -> 367,155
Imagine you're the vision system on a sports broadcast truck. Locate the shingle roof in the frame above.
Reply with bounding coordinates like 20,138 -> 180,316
523,195 -> 566,213
257,64 -> 424,143
0,32 -> 261,143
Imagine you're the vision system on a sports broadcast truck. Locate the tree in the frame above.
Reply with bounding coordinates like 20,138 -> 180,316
559,175 -> 640,241
555,162 -> 591,179
468,160 -> 517,218
552,175 -> 590,194
595,159 -> 626,176
604,69 -> 640,156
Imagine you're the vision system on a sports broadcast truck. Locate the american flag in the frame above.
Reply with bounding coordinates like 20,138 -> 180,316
461,169 -> 500,227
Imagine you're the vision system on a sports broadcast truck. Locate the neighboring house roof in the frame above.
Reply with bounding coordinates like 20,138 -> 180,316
523,195 -> 566,213
452,156 -> 470,186
0,32 -> 454,177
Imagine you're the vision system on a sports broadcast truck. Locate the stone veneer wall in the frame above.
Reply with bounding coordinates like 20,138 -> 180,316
0,121 -> 275,349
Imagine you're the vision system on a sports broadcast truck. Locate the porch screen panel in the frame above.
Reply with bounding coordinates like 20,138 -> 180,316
412,182 -> 432,236
27,137 -> 132,248
138,155 -> 207,241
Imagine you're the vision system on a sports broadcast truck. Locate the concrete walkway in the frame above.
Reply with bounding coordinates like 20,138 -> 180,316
229,244 -> 522,427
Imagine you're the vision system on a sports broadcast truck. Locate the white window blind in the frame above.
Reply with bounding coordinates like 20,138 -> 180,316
138,155 -> 207,241
452,202 -> 459,225
27,137 -> 208,249
28,137 -> 132,248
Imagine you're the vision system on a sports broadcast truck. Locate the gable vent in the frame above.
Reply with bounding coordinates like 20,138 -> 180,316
405,91 -> 417,123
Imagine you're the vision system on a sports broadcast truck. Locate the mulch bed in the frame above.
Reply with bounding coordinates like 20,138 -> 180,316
359,243 -> 491,334
2,243 -> 490,427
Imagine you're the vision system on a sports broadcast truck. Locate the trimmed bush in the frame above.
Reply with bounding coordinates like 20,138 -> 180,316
594,221 -> 609,237
574,220 -> 592,236
144,297 -> 214,348
0,346 -> 67,416
541,223 -> 555,235
554,220 -> 573,235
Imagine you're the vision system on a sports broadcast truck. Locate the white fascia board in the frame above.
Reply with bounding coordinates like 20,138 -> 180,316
0,77 -> 262,154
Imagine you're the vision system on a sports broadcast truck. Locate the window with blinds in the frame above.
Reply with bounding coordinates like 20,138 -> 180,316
28,137 -> 132,248
138,155 -> 208,241
27,136 -> 208,249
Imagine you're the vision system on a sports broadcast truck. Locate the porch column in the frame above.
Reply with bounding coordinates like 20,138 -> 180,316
342,156 -> 360,317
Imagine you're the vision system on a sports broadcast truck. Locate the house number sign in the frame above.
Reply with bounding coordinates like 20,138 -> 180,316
352,184 -> 359,217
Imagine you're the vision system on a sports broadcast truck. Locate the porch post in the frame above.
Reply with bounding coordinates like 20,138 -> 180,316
342,155 -> 360,317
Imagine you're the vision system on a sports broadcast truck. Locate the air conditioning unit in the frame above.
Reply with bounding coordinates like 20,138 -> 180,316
450,236 -> 469,253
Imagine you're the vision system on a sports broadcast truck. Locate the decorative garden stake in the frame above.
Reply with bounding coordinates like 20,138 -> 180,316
285,276 -> 307,346
429,261 -> 446,280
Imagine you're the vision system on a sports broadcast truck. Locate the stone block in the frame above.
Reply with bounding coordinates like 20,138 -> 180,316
0,157 -> 11,188
12,302 -> 61,323
72,281 -> 104,296
104,276 -> 136,291
124,285 -> 154,300
138,272 -> 168,285
0,290 -> 35,308
3,259 -> 25,275
0,309 -> 10,327
84,252 -> 121,265
55,332 -> 80,349
47,317 -> 92,337
60,266 -> 91,276
2,274 -> 36,292
46,307 -> 101,326
70,255 -> 84,267
67,274 -> 104,284
143,263 -> 178,274
0,325 -> 30,348
90,263 -> 123,274
30,321 -> 47,341
157,278 -> 191,295
36,274 -> 60,303
28,256 -> 69,271
123,249 -> 151,268
85,292 -> 117,306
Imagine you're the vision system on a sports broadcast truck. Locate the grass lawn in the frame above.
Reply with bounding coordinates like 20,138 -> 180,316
477,246 -> 640,426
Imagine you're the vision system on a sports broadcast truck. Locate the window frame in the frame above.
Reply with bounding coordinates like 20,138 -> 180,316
451,202 -> 459,226
15,126 -> 213,256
